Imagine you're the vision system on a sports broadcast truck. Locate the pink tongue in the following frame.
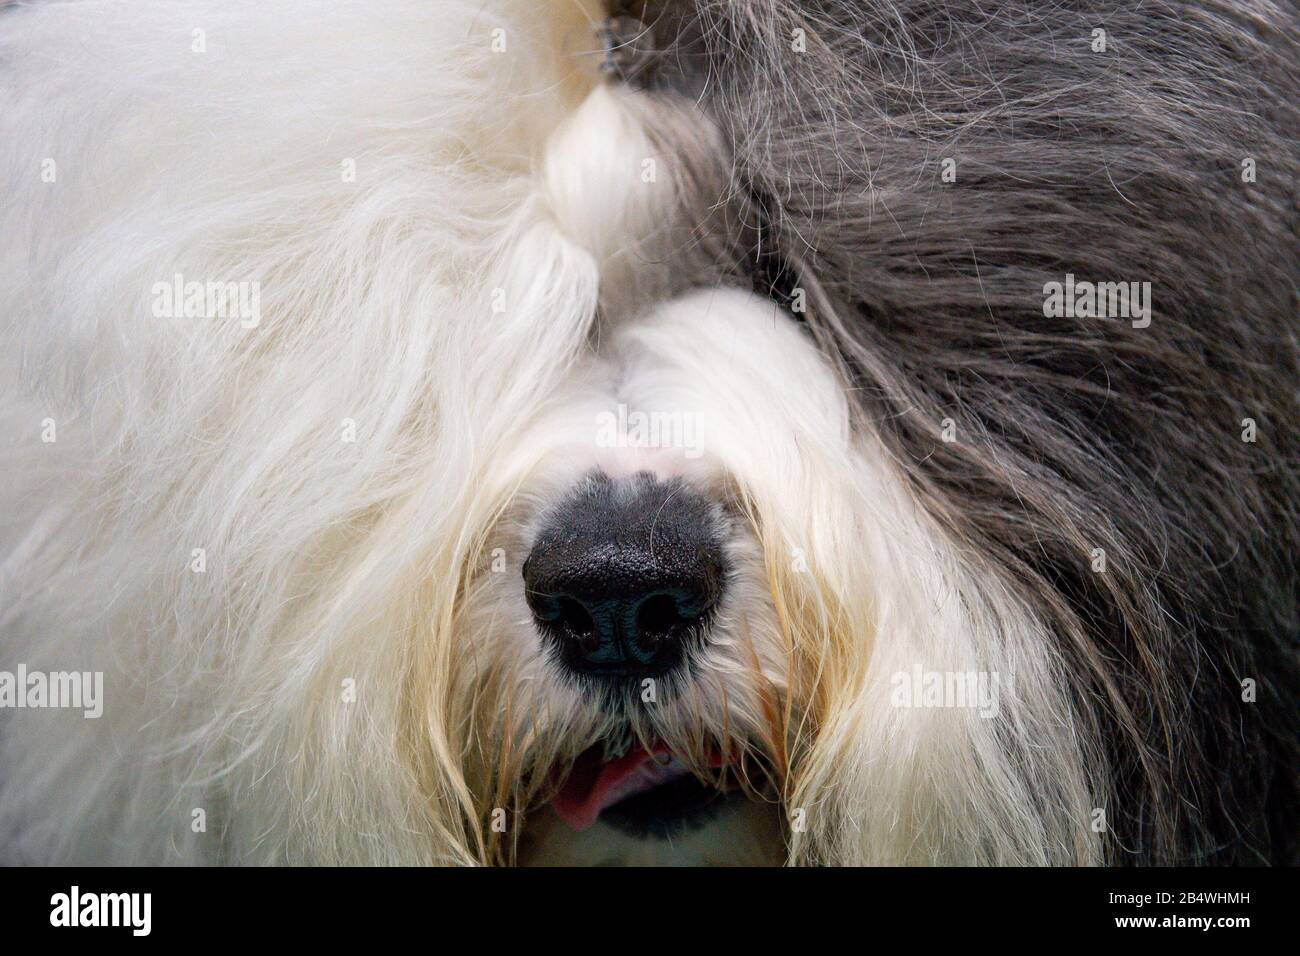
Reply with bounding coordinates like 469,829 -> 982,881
552,743 -> 689,831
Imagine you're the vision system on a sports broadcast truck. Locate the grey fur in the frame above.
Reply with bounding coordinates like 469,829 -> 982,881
617,0 -> 1300,864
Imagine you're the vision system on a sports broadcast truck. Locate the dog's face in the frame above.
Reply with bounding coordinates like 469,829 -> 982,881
420,57 -> 1074,864
454,289 -> 836,864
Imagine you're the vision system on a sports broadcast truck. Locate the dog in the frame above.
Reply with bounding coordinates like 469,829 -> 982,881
0,0 -> 1295,866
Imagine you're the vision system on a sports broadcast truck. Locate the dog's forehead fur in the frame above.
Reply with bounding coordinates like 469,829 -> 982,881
0,0 -> 1295,867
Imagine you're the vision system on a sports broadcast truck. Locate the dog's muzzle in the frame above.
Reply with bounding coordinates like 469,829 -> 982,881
522,471 -> 725,681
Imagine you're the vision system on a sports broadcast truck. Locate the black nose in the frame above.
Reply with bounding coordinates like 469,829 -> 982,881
522,472 -> 727,679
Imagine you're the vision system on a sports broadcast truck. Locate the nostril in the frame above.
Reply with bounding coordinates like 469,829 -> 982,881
526,588 -> 599,642
553,596 -> 597,650
634,589 -> 709,642
635,592 -> 679,642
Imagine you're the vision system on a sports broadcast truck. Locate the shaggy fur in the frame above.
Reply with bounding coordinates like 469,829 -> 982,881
0,0 -> 1295,866
658,0 -> 1300,864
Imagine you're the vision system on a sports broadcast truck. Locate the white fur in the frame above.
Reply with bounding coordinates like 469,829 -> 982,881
0,0 -> 1101,865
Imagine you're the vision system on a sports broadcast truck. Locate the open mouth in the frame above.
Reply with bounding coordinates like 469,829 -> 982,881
551,741 -> 741,839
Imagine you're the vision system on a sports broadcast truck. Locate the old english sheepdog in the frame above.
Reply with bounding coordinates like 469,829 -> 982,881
0,0 -> 1296,866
